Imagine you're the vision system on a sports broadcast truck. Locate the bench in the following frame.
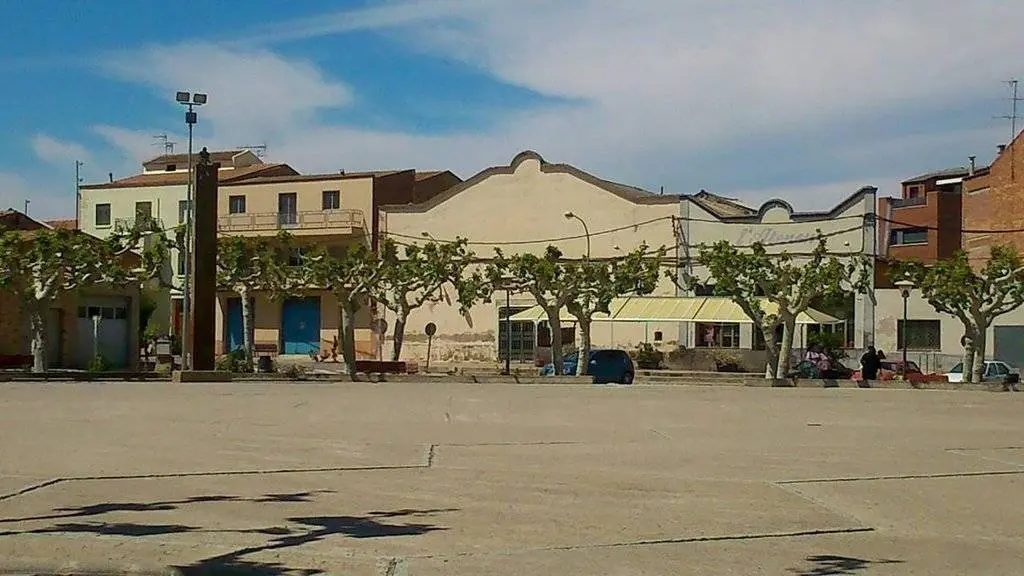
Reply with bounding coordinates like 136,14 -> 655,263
254,343 -> 278,355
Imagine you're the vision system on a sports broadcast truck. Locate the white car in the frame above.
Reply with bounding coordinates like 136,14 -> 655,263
945,360 -> 1019,383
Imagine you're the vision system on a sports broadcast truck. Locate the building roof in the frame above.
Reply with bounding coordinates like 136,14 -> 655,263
902,167 -> 970,184
689,190 -> 757,217
383,151 -> 682,213
80,163 -> 299,190
44,218 -> 76,230
220,169 -> 405,186
142,150 -> 249,170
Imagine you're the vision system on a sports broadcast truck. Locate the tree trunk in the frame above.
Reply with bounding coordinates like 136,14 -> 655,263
391,308 -> 409,362
759,324 -> 779,380
961,326 -> 976,383
29,304 -> 47,373
576,317 -> 592,376
971,321 -> 989,384
240,290 -> 254,372
546,308 -> 564,375
775,317 -> 796,379
340,302 -> 359,381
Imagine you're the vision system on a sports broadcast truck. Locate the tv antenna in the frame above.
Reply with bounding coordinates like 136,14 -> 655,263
153,133 -> 177,154
994,79 -> 1021,180
237,143 -> 268,159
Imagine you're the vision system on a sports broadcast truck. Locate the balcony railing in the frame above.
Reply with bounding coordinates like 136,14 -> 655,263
218,209 -> 364,233
890,196 -> 927,209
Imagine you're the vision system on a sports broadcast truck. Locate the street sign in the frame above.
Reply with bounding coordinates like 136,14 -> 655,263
425,322 -> 437,336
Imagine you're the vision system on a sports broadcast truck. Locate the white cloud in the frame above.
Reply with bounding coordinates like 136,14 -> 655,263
30,134 -> 90,166
102,43 -> 353,144
96,1 -> 1024,207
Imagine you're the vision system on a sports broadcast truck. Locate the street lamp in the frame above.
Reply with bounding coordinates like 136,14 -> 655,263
894,278 -> 914,375
563,211 -> 590,258
498,275 -> 515,375
176,90 -> 207,370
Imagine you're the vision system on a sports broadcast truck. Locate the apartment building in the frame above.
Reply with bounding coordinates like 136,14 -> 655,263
78,150 -> 460,358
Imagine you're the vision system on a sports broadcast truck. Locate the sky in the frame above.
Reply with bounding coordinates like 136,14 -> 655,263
1,0 -> 1022,219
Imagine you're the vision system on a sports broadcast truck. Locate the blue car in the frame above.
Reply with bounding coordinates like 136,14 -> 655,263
542,349 -> 635,384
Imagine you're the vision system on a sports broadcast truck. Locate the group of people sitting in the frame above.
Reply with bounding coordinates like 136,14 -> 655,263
799,344 -> 886,380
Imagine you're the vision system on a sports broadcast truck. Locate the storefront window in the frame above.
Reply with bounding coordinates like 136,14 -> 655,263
696,323 -> 740,348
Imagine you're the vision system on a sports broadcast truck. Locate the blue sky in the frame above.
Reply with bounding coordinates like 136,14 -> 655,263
1,0 -> 1022,219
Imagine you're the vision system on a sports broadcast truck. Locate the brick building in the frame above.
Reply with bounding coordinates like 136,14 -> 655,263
963,131 -> 1024,261
878,167 -> 968,266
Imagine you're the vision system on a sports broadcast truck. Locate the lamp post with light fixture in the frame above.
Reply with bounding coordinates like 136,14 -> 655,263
563,211 -> 590,258
894,279 -> 914,375
175,90 -> 207,370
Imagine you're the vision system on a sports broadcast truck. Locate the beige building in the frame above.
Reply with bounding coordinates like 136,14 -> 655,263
79,150 -> 460,358
381,151 -> 877,366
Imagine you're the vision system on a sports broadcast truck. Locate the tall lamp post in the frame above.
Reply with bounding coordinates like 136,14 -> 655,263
499,276 -> 514,376
563,211 -> 590,258
894,279 -> 914,375
175,91 -> 207,370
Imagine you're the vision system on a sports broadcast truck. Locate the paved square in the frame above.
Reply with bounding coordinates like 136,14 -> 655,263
0,382 -> 1021,575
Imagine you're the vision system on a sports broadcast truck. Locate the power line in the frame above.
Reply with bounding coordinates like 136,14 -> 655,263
878,215 -> 1024,234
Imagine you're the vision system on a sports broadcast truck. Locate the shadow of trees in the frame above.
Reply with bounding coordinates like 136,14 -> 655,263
791,554 -> 905,576
0,494 -> 455,575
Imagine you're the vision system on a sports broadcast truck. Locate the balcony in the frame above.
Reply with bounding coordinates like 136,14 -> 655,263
890,196 -> 927,209
217,209 -> 365,237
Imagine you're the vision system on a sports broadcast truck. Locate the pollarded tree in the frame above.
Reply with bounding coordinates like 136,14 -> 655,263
305,240 -> 396,380
894,246 -> 1024,383
216,232 -> 299,370
0,222 -> 165,372
375,238 -> 479,361
487,246 -> 579,375
673,236 -> 867,379
566,245 -> 666,375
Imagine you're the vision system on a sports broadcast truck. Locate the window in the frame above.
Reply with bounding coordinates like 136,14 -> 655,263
178,200 -> 190,224
95,203 -> 111,227
322,190 -> 340,210
696,323 -> 740,348
288,247 -> 306,266
889,228 -> 928,246
228,195 -> 246,215
165,164 -> 177,172
897,319 -> 941,350
177,250 -> 186,276
694,284 -> 716,297
135,201 -> 153,222
653,331 -> 663,342
906,185 -> 922,198
278,193 -> 298,226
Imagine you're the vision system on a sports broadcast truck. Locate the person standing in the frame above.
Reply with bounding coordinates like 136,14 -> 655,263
860,346 -> 881,381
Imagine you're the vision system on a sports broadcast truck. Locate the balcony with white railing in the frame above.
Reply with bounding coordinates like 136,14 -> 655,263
217,209 -> 365,236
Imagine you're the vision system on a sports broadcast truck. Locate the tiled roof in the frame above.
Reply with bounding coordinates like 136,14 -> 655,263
690,190 -> 757,217
44,218 -> 77,230
902,167 -> 971,184
221,170 -> 401,186
142,150 -> 247,169
80,163 -> 299,190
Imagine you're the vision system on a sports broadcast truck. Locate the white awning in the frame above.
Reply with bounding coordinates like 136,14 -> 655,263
508,297 -> 844,325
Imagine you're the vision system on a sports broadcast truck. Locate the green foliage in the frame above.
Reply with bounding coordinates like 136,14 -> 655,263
709,350 -> 744,373
87,354 -> 110,373
215,349 -> 252,373
671,235 -> 867,378
280,363 -> 307,379
632,342 -> 665,369
893,245 -> 1024,382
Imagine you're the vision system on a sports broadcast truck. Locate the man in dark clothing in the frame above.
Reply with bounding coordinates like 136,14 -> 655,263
860,346 -> 881,381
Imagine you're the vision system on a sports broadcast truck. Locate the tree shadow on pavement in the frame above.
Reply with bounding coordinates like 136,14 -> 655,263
0,495 -> 242,523
177,508 -> 456,576
791,554 -> 905,575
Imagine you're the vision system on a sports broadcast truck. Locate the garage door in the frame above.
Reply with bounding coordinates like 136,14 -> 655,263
281,297 -> 320,355
226,298 -> 244,353
994,326 -> 1024,369
76,298 -> 130,369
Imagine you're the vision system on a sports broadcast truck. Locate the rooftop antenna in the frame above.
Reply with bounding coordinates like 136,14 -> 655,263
994,79 -> 1020,180
237,143 -> 268,159
153,133 -> 176,154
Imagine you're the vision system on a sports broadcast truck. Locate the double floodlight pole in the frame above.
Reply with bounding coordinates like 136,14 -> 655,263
175,90 -> 207,371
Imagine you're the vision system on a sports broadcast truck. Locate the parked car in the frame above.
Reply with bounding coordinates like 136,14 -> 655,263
788,360 -> 853,380
945,360 -> 1020,384
541,349 -> 635,384
851,360 -> 947,383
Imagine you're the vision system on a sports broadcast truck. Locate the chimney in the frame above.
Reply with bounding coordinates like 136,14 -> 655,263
998,144 -> 1007,155
108,172 -> 114,183
968,155 -> 976,175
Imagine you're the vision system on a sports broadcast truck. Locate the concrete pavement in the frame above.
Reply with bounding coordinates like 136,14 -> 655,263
0,382 -> 1021,574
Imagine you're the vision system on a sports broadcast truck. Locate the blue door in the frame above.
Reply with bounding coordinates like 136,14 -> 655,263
281,297 -> 320,354
226,298 -> 244,353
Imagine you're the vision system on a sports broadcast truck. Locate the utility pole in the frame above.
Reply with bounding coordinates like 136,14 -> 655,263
153,133 -> 176,155
995,79 -> 1021,180
23,199 -> 29,216
75,160 -> 84,228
